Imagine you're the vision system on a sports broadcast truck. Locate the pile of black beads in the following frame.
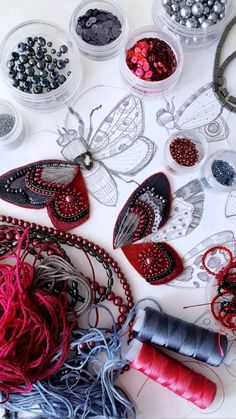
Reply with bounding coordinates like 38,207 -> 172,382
7,36 -> 71,94
212,159 -> 236,187
76,9 -> 122,46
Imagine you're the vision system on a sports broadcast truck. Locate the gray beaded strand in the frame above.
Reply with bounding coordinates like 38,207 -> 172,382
162,0 -> 227,28
213,16 -> 236,112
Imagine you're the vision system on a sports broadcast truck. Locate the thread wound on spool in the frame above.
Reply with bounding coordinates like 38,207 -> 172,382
135,307 -> 227,367
131,342 -> 216,409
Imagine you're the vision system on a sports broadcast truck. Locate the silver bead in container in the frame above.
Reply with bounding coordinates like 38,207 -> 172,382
0,98 -> 25,151
162,0 -> 228,28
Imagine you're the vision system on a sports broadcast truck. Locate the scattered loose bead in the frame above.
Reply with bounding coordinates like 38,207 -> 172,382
126,37 -> 177,82
169,137 -> 199,166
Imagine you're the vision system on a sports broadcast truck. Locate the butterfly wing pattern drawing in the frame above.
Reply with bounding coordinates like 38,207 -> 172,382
225,191 -> 236,225
140,179 -> 204,243
58,94 -> 157,206
169,231 -> 236,288
156,83 -> 229,142
0,161 -> 89,231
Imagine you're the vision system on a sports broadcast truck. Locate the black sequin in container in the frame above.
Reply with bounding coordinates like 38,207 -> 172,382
0,20 -> 82,111
152,0 -> 234,49
70,0 -> 129,60
201,149 -> 236,191
0,99 -> 25,151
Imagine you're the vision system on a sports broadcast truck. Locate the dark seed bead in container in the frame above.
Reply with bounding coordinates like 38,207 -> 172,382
201,149 -> 236,191
164,130 -> 208,174
212,160 -> 236,187
170,138 -> 199,167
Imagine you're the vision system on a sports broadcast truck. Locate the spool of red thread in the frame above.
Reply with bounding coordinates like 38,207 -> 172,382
126,340 -> 216,409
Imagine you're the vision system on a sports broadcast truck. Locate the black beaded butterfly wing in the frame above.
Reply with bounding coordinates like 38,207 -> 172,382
113,173 -> 184,285
58,94 -> 157,206
0,160 -> 89,231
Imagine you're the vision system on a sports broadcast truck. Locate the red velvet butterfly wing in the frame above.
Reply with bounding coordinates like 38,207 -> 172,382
0,160 -> 89,231
122,242 -> 184,285
113,173 -> 171,249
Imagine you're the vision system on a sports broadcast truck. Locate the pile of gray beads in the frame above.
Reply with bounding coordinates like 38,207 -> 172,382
0,113 -> 15,137
162,0 -> 228,28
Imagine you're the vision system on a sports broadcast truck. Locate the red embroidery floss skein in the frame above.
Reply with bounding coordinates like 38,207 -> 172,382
0,228 -> 74,401
126,340 -> 217,409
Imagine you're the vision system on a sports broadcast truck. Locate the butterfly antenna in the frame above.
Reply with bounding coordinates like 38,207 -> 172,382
87,105 -> 102,143
68,106 -> 84,125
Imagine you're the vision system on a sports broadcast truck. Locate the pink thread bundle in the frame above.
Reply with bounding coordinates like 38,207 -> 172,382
0,228 -> 75,401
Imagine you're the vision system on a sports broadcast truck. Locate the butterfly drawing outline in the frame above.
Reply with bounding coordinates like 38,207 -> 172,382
57,94 -> 157,207
156,82 -> 229,143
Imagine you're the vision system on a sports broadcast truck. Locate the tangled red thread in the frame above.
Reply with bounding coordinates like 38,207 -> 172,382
202,245 -> 236,331
131,342 -> 216,409
0,228 -> 74,401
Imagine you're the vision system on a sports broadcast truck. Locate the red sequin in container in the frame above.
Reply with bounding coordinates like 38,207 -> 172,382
120,26 -> 183,96
164,130 -> 208,174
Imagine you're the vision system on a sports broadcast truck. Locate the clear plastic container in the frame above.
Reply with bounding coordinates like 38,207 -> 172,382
0,98 -> 25,151
152,0 -> 234,49
0,20 -> 82,111
164,129 -> 208,174
70,0 -> 129,61
201,149 -> 236,192
120,26 -> 183,97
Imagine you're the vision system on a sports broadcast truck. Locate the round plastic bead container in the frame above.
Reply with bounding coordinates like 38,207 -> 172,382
0,99 -> 25,151
152,0 -> 234,49
201,149 -> 236,192
70,0 -> 129,61
164,130 -> 208,174
0,20 -> 82,111
120,26 -> 183,97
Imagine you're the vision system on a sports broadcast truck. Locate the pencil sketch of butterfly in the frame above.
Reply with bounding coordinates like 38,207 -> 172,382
225,191 -> 236,225
168,230 -> 236,288
156,83 -> 229,142
139,179 -> 204,244
57,94 -> 157,207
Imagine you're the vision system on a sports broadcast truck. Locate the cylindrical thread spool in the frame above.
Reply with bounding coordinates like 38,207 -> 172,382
134,307 -> 228,367
127,339 -> 216,409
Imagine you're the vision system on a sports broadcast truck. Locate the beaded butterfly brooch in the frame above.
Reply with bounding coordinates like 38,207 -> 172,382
113,173 -> 184,285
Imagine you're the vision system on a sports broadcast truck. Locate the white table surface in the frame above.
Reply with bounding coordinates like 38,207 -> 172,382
1,1 -> 236,418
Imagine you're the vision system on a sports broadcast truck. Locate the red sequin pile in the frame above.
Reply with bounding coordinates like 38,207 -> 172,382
170,138 -> 199,167
126,37 -> 177,82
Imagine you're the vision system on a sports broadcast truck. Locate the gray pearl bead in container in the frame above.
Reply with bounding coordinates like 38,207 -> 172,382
162,0 -> 228,28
